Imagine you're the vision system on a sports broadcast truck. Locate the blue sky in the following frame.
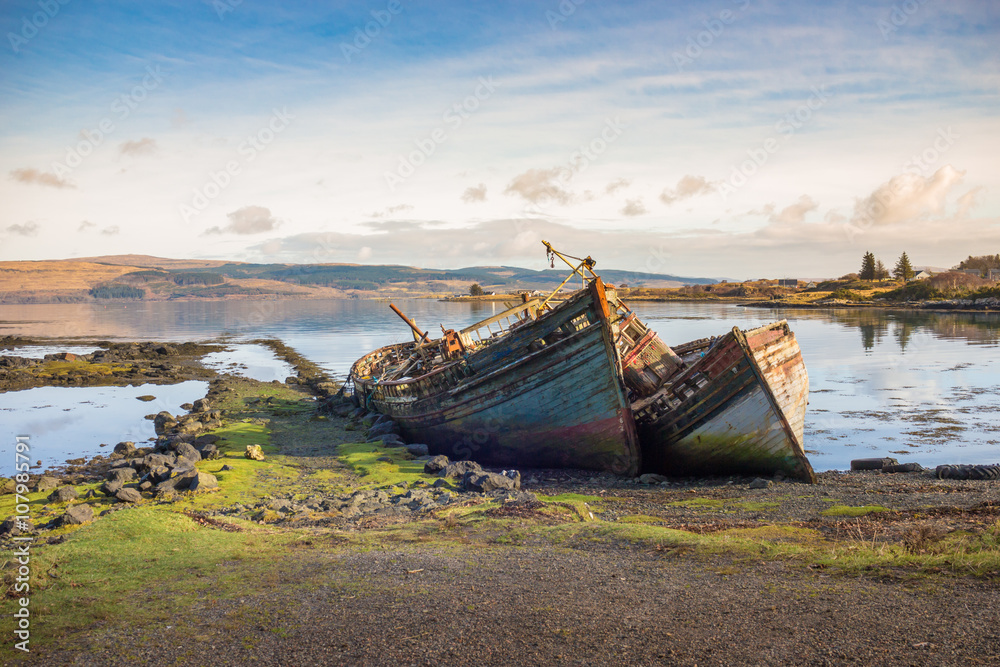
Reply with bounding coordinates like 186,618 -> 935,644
1,0 -> 997,279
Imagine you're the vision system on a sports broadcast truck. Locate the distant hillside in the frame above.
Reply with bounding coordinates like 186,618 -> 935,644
0,255 -> 715,304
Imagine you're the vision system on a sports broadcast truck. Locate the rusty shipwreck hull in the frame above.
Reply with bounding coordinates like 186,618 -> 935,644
631,320 -> 815,482
350,282 -> 641,475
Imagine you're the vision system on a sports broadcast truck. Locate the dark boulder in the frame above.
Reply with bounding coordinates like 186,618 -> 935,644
156,468 -> 199,493
440,461 -> 482,479
101,479 -> 124,496
113,441 -> 137,457
114,487 -> 142,503
61,504 -> 94,525
174,442 -> 202,463
192,398 -> 211,413
48,486 -> 79,504
380,434 -> 406,448
197,444 -> 220,461
1,515 -> 33,535
406,444 -> 430,457
424,455 -> 450,474
153,411 -> 176,435
107,467 -> 138,484
366,420 -> 400,441
35,476 -> 59,492
463,471 -> 521,493
189,472 -> 218,492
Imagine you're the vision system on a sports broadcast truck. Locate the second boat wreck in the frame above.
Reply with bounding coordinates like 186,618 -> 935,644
348,242 -> 816,483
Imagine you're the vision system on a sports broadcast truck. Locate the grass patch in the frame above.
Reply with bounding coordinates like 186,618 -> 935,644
336,441 -> 435,488
820,505 -> 889,517
0,507 -> 304,644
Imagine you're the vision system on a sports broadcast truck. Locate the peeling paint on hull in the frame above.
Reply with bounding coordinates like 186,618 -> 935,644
351,283 -> 641,476
635,321 -> 815,482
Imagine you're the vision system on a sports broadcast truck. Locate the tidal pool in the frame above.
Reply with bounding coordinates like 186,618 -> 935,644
0,381 -> 208,477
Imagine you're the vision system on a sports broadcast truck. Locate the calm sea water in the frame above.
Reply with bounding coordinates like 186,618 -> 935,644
2,299 -> 998,474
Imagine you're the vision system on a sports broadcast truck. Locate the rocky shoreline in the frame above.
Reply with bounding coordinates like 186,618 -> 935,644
742,296 -> 1000,310
2,337 -> 1000,665
0,337 -> 221,392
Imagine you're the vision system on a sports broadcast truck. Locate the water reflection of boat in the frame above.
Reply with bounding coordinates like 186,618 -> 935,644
349,265 -> 641,475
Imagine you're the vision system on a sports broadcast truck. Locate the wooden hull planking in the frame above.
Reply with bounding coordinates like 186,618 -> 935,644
635,321 -> 815,482
351,281 -> 641,475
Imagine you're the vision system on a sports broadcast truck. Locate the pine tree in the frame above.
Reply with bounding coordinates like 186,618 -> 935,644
893,252 -> 914,281
469,283 -> 484,296
874,259 -> 889,281
859,251 -> 876,281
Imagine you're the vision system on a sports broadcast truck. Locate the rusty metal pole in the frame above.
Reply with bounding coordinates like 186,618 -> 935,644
389,303 -> 430,343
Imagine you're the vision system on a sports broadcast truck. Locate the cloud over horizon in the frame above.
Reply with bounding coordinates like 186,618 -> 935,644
205,206 -> 281,235
119,138 -> 158,157
5,222 -> 40,237
9,168 -> 74,190
504,168 -> 573,205
660,175 -> 715,205
462,183 -> 487,203
852,165 -> 965,227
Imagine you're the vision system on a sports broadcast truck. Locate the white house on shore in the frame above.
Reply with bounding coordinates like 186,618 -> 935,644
912,270 -> 933,281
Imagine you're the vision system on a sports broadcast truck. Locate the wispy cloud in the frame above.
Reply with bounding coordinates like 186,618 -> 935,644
769,195 -> 819,224
9,168 -> 74,189
852,165 -> 964,226
119,138 -> 158,157
78,220 -> 97,232
6,222 -> 39,237
205,205 -> 281,235
368,204 -> 415,218
660,175 -> 714,205
100,225 -> 121,236
621,198 -> 646,216
462,183 -> 487,203
504,168 -> 572,205
605,178 -> 630,195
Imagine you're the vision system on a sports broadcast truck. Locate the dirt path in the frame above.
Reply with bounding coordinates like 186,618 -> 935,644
29,542 -> 1000,666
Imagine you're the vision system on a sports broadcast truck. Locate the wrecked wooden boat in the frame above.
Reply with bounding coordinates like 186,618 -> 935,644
348,257 -> 641,475
622,318 -> 816,483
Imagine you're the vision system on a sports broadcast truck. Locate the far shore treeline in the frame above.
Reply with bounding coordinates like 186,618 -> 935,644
1,253 -> 998,305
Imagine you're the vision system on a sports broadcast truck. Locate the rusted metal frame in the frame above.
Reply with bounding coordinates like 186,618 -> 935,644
733,327 -> 816,483
389,303 -> 430,343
